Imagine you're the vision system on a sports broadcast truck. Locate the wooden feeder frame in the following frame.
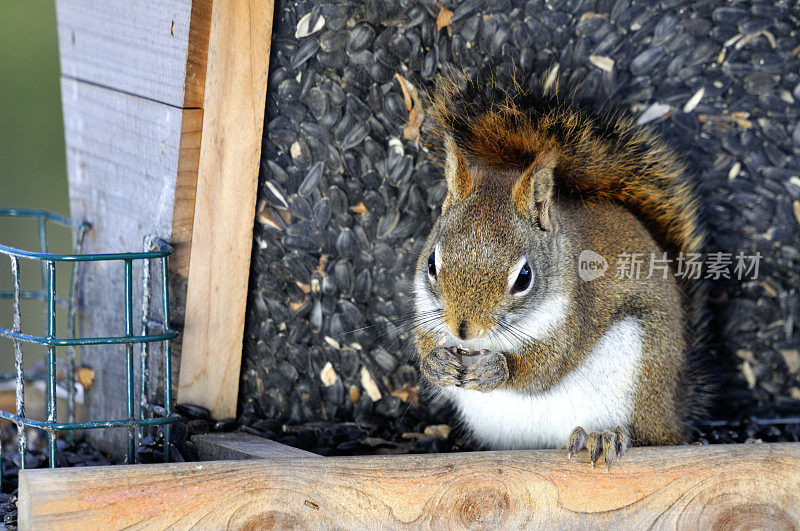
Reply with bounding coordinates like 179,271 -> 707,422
18,0 -> 800,528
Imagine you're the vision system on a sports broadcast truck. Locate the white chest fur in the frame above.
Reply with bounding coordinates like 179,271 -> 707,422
444,317 -> 644,450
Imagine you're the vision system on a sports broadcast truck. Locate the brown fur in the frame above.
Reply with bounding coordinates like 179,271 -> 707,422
428,72 -> 704,262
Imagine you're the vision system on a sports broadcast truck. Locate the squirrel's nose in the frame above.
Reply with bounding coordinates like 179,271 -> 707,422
457,320 -> 469,340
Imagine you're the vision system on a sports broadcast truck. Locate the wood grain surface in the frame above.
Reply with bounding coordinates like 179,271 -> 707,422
62,78 -> 202,453
177,0 -> 275,419
19,443 -> 800,529
55,0 -> 211,107
170,107 -> 203,276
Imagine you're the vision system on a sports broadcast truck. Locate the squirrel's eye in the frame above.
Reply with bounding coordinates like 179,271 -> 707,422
511,261 -> 532,294
427,251 -> 437,280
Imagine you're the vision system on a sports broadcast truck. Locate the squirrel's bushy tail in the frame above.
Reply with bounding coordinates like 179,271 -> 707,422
426,69 -> 711,423
427,70 -> 704,258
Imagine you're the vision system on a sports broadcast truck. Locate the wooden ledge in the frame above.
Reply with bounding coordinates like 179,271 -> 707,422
19,442 -> 800,529
192,432 -> 316,460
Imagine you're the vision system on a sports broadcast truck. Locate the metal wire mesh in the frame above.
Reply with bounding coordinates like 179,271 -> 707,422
0,208 -> 179,480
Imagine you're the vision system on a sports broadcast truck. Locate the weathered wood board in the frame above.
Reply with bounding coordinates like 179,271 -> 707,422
62,78 -> 201,452
55,0 -> 211,108
177,0 -> 275,419
62,79 -> 202,270
18,443 -> 800,529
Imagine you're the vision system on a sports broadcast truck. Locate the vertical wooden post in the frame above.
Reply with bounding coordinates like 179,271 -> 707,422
177,1 -> 274,419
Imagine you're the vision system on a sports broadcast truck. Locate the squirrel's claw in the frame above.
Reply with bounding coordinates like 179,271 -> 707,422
462,351 -> 509,392
566,425 -> 629,469
587,432 -> 603,468
420,346 -> 466,387
611,426 -> 630,463
567,426 -> 588,460
601,430 -> 619,467
421,347 -> 509,391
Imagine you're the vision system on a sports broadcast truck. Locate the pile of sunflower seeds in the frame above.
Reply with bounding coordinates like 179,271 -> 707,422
242,0 -> 800,451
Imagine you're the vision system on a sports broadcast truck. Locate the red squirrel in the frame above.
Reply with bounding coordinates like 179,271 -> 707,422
412,71 -> 708,467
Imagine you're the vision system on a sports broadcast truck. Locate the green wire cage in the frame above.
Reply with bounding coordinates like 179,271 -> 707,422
0,208 -> 180,481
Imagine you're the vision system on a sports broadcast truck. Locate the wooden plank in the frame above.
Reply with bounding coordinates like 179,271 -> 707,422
19,443 -> 800,529
55,0 -> 211,107
63,78 -> 202,277
62,78 -> 202,452
193,432 -> 316,461
178,0 -> 275,419
62,79 -> 191,253
170,106 -> 203,276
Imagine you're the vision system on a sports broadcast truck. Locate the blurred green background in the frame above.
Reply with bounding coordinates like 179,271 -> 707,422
1,3 -> 71,374
0,2 -> 67,216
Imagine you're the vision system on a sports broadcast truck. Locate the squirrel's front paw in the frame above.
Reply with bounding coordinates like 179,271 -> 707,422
567,426 -> 630,469
462,350 -> 509,392
420,346 -> 466,387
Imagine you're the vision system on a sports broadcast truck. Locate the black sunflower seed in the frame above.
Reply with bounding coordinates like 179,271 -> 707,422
291,39 -> 320,69
335,228 -> 359,259
341,123 -> 369,151
346,24 -> 375,54
263,181 -> 289,210
299,161 -> 324,197
334,260 -> 354,296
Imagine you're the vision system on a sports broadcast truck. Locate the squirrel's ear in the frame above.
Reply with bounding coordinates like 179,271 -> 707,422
442,133 -> 474,210
512,153 -> 557,230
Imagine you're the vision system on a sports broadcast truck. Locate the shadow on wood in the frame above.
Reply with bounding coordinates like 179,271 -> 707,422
19,443 -> 800,529
193,432 -> 315,460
